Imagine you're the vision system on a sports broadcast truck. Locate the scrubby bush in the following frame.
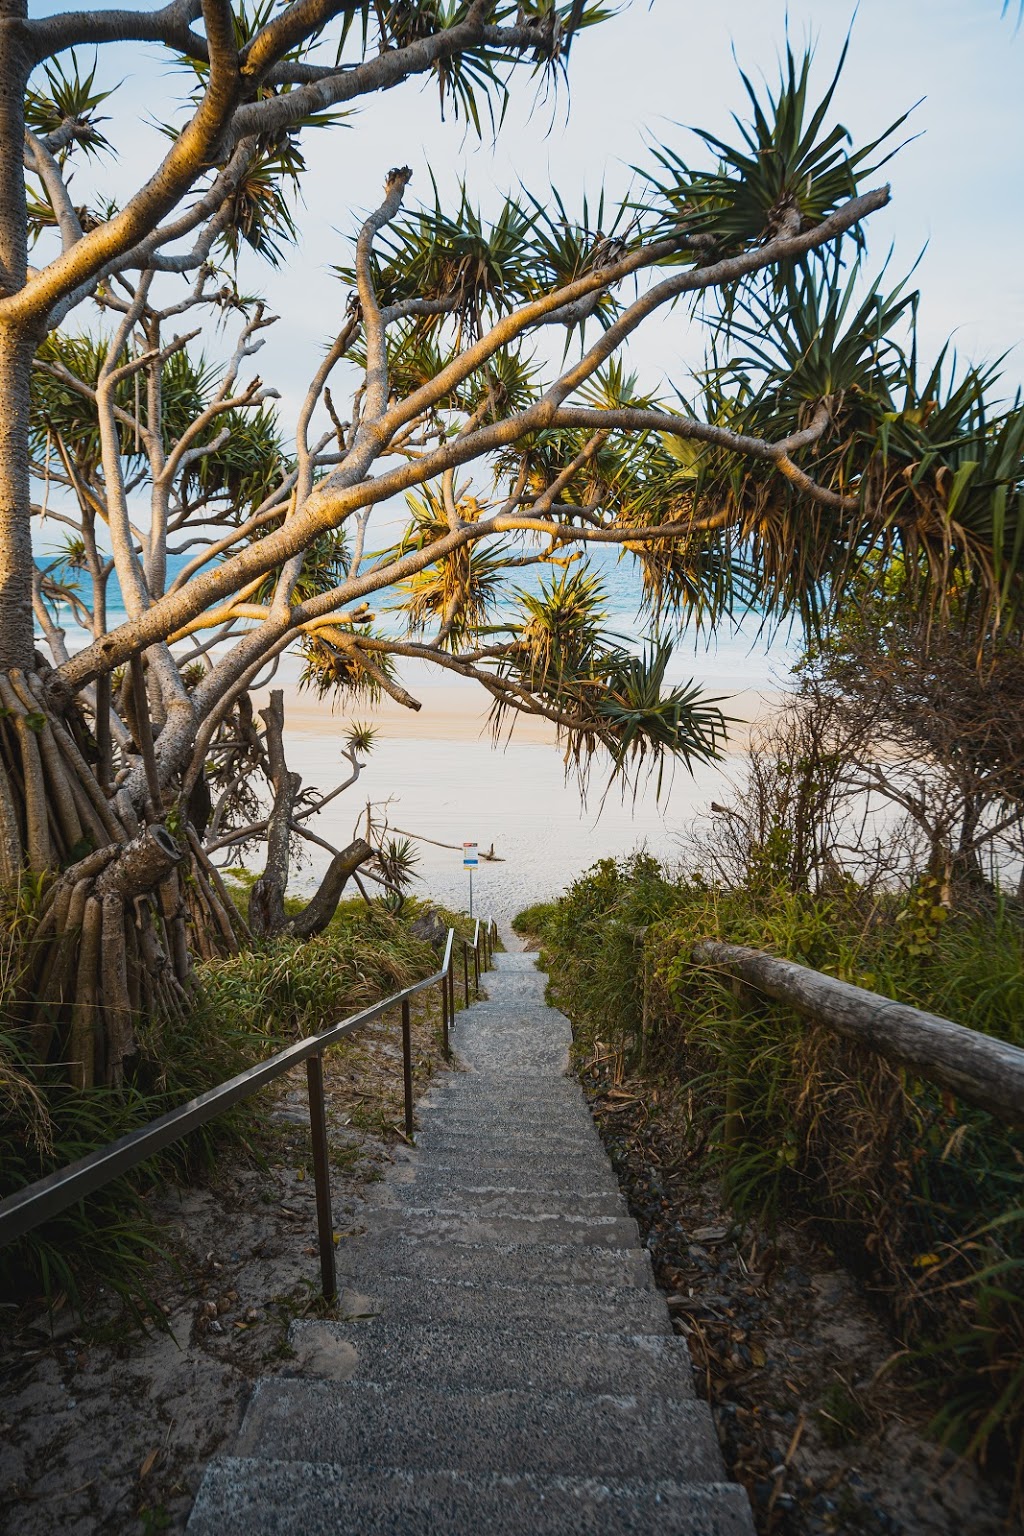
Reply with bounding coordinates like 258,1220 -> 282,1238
0,897 -> 448,1319
520,855 -> 1024,1493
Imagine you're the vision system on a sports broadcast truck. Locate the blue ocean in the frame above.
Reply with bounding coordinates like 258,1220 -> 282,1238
33,541 -> 798,694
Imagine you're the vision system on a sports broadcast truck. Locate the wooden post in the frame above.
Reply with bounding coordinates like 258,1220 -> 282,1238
401,997 -> 413,1138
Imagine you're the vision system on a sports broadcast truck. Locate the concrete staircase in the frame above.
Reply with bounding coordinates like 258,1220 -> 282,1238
187,951 -> 754,1535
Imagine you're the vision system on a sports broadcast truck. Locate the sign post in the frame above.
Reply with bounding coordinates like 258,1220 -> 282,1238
462,841 -> 478,917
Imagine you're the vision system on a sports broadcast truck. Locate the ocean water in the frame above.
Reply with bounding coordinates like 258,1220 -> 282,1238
34,541 -> 799,694
34,544 -> 798,916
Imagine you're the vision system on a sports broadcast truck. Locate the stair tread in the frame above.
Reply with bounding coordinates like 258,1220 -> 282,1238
189,1459 -> 756,1536
286,1317 -> 694,1396
328,1276 -> 673,1335
233,1377 -> 726,1482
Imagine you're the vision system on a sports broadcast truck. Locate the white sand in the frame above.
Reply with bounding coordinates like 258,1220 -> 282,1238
249,660 -> 779,927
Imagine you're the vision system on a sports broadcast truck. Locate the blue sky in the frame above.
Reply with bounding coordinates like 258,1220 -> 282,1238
28,1 -> 1023,417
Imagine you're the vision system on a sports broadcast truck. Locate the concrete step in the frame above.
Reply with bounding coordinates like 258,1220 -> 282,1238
457,1001 -> 563,1016
417,1092 -> 593,1125
335,1236 -> 656,1291
366,1182 -> 627,1219
425,1073 -> 582,1096
286,1318 -> 694,1397
458,1051 -> 572,1075
405,1149 -> 616,1183
445,1063 -> 575,1080
413,1127 -> 607,1159
330,1275 -> 673,1337
337,1207 -> 639,1249
422,1099 -> 592,1125
425,1081 -> 587,1110
189,1459 -> 756,1536
413,1115 -> 604,1145
232,1378 -> 725,1483
387,1156 -> 623,1195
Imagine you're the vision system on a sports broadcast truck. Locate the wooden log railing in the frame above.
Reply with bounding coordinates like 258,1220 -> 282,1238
693,940 -> 1024,1126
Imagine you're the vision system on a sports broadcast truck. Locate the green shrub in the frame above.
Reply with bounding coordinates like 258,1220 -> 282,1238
0,901 -> 442,1320
521,857 -> 1024,1489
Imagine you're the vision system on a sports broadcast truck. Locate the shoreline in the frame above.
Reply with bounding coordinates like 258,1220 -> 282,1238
243,666 -> 784,926
253,659 -> 781,753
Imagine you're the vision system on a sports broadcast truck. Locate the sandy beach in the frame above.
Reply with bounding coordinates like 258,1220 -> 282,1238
248,659 -> 783,929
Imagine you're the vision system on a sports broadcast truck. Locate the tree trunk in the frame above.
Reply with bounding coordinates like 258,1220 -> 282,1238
0,3 -> 36,671
248,690 -> 299,938
0,669 -> 236,1088
287,838 -> 374,939
248,689 -> 375,940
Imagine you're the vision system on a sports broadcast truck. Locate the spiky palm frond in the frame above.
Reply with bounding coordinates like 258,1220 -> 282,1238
489,602 -> 728,795
576,357 -> 660,413
357,3 -> 616,129
856,362 -> 1024,626
497,421 -> 638,518
392,485 -> 508,648
298,625 -> 398,702
181,402 -> 290,519
374,836 -> 420,893
525,184 -> 636,337
165,3 -> 349,268
26,51 -> 114,164
249,528 -> 349,608
32,333 -> 289,519
643,42 -> 911,254
345,722 -> 378,756
350,326 -> 538,422
507,563 -> 609,685
338,183 -> 539,341
593,643 -> 729,792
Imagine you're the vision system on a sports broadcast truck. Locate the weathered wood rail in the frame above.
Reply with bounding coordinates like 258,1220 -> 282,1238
693,940 -> 1024,1125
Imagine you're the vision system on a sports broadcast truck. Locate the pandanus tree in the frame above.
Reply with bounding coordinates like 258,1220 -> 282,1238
0,4 -> 1021,1095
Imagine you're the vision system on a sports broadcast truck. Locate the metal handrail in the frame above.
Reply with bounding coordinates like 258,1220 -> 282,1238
0,916 -> 499,1300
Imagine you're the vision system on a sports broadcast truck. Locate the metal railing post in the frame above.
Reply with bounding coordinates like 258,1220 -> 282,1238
439,971 -> 449,1059
462,940 -> 470,1006
306,1052 -> 337,1302
401,997 -> 414,1139
473,922 -> 480,993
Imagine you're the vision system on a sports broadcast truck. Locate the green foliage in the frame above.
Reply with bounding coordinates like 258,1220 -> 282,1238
644,40 -> 910,252
524,855 -> 1024,1487
337,3 -> 615,134
393,483 -> 511,648
25,52 -> 114,241
337,178 -> 634,342
32,334 -> 290,521
486,571 -> 729,792
0,903 -> 439,1321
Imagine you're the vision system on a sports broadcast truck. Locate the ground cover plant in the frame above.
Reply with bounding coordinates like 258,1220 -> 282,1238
517,853 -> 1024,1507
0,893 -> 465,1317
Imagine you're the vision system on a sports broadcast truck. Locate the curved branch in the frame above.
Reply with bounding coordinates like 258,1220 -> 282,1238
7,0 -> 241,325
55,188 -> 888,694
28,0 -> 206,62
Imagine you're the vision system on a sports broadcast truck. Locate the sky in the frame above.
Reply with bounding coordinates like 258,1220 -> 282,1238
28,0 -> 1024,439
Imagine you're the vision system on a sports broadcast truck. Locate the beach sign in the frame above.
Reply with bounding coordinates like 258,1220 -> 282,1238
463,842 -> 479,867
